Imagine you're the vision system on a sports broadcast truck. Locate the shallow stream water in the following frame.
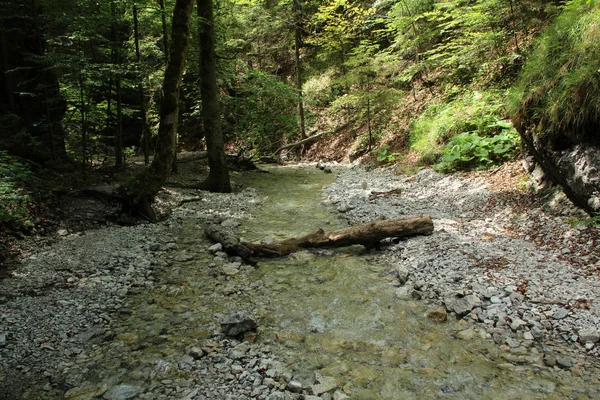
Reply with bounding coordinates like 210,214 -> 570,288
101,166 -> 598,399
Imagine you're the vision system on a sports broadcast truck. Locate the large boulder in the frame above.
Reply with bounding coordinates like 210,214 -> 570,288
521,137 -> 600,213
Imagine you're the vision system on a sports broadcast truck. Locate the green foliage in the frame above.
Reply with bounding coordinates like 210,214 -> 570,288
567,211 -> 600,228
222,69 -> 298,154
372,145 -> 402,164
508,0 -> 600,142
0,152 -> 33,230
411,91 -> 505,162
436,124 -> 521,171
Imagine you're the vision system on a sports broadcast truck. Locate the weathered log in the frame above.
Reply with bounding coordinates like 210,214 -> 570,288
204,224 -> 258,264
205,214 -> 433,262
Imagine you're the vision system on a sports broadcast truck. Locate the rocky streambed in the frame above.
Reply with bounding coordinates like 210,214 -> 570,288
1,162 -> 600,399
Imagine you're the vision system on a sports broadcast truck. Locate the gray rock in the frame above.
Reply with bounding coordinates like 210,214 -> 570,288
578,327 -> 600,343
510,318 -> 527,331
553,308 -> 569,320
188,346 -> 205,360
103,385 -> 142,400
267,392 -> 285,400
221,311 -> 257,337
333,391 -> 350,400
444,294 -> 480,317
288,380 -> 303,393
311,374 -> 338,395
556,357 -> 573,369
208,243 -> 223,253
395,266 -> 409,285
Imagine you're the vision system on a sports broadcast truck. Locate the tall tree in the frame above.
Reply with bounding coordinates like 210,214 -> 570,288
197,0 -> 231,193
120,0 -> 195,218
293,0 -> 307,141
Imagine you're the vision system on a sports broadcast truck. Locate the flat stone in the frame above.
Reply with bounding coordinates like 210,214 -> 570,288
578,327 -> 600,343
208,243 -> 222,253
553,308 -> 569,320
444,294 -> 480,317
65,385 -> 108,400
102,385 -> 142,400
333,391 -> 350,400
311,375 -> 338,395
510,318 -> 527,331
557,357 -> 573,369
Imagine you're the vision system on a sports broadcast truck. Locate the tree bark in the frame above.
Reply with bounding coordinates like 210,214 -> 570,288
119,0 -> 194,218
197,0 -> 231,193
133,2 -> 151,165
205,215 -> 434,263
293,0 -> 306,141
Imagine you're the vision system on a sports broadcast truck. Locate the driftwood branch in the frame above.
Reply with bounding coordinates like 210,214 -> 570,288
205,214 -> 434,263
369,188 -> 403,201
274,123 -> 350,154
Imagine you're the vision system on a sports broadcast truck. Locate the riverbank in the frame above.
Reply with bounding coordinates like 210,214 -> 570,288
1,160 -> 600,399
325,161 -> 600,368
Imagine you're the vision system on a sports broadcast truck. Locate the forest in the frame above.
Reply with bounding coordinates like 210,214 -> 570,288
1,0 -> 599,236
2,0 -> 600,398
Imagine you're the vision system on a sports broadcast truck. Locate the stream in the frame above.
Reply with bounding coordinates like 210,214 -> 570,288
5,165 -> 599,399
110,166 -> 596,399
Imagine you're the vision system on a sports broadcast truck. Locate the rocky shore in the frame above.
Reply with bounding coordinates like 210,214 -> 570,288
324,163 -> 600,370
1,161 -> 600,399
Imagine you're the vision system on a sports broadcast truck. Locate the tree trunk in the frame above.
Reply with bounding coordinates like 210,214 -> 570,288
205,215 -> 434,264
159,0 -> 170,63
293,0 -> 306,141
78,62 -> 88,172
0,19 -> 15,113
133,2 -> 151,165
119,0 -> 194,218
197,0 -> 231,193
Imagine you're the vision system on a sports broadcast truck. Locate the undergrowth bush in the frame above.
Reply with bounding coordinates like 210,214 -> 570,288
0,151 -> 33,230
436,122 -> 521,171
410,91 -> 506,164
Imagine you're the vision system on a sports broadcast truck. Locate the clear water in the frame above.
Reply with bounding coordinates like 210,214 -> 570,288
232,166 -> 597,399
107,165 -> 599,399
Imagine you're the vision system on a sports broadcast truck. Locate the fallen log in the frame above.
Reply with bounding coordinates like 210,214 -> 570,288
205,214 -> 433,263
274,122 -> 350,155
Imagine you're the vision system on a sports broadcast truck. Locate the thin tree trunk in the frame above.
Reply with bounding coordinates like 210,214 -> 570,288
115,73 -> 124,166
0,19 -> 15,112
111,2 -> 123,166
293,0 -> 306,141
197,0 -> 231,192
366,96 -> 372,150
119,0 -> 194,218
134,2 -> 151,165
105,76 -> 113,162
159,0 -> 170,63
33,0 -> 56,160
78,63 -> 87,172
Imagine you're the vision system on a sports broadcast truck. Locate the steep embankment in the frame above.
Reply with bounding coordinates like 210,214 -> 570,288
509,0 -> 600,213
